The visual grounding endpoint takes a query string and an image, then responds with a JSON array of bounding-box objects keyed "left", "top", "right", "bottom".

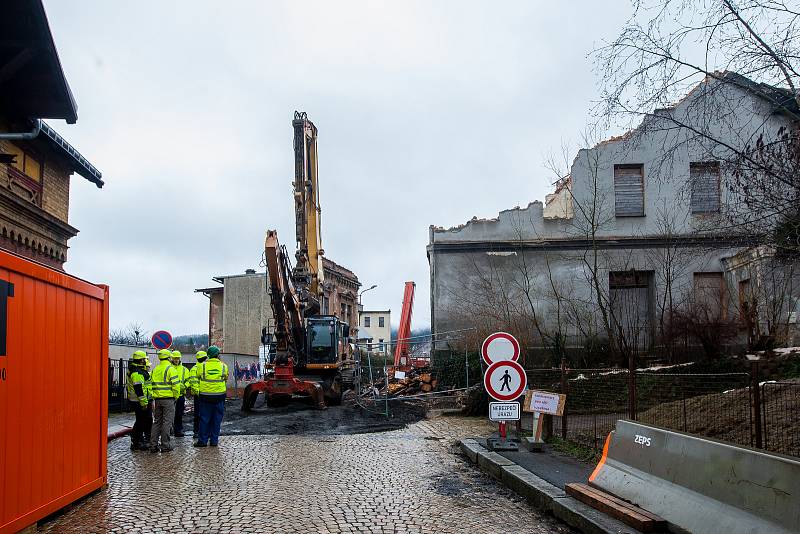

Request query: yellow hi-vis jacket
[
  {"left": 127, "top": 369, "right": 148, "bottom": 407},
  {"left": 188, "top": 364, "right": 203, "bottom": 396},
  {"left": 173, "top": 364, "right": 190, "bottom": 397},
  {"left": 197, "top": 358, "right": 229, "bottom": 399},
  {"left": 150, "top": 360, "right": 180, "bottom": 399}
]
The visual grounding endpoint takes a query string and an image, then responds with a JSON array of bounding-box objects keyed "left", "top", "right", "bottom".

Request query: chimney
[{"left": 245, "top": 269, "right": 256, "bottom": 275}]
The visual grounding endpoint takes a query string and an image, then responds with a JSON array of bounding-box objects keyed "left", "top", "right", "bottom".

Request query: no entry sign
[
  {"left": 484, "top": 359, "right": 527, "bottom": 402},
  {"left": 481, "top": 332, "right": 520, "bottom": 365},
  {"left": 151, "top": 330, "right": 173, "bottom": 350}
]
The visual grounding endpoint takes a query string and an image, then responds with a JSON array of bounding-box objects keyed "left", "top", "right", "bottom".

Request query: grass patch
[{"left": 545, "top": 435, "right": 600, "bottom": 464}]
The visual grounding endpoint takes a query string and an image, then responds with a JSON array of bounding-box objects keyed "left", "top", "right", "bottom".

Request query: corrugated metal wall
[{"left": 0, "top": 250, "right": 108, "bottom": 534}]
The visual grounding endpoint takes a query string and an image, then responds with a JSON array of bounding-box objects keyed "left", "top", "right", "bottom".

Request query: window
[
  {"left": 690, "top": 162, "right": 720, "bottom": 214},
  {"left": 608, "top": 270, "right": 654, "bottom": 350},
  {"left": 693, "top": 273, "right": 726, "bottom": 320},
  {"left": 4, "top": 144, "right": 43, "bottom": 206},
  {"left": 379, "top": 339, "right": 384, "bottom": 351},
  {"left": 614, "top": 164, "right": 645, "bottom": 217},
  {"left": 364, "top": 316, "right": 371, "bottom": 327},
  {"left": 378, "top": 316, "right": 385, "bottom": 328},
  {"left": 6, "top": 144, "right": 42, "bottom": 182}
]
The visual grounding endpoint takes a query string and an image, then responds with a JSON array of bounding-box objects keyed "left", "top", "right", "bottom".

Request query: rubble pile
[{"left": 368, "top": 369, "right": 438, "bottom": 397}]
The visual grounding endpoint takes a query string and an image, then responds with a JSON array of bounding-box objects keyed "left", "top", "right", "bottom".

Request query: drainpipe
[{"left": 0, "top": 119, "right": 41, "bottom": 140}]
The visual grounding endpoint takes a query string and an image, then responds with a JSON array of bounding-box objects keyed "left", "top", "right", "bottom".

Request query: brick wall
[
  {"left": 0, "top": 138, "right": 74, "bottom": 269},
  {"left": 41, "top": 159, "right": 70, "bottom": 222}
]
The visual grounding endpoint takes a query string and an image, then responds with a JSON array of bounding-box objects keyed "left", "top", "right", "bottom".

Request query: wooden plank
[
  {"left": 581, "top": 482, "right": 666, "bottom": 522},
  {"left": 566, "top": 483, "right": 667, "bottom": 532}
]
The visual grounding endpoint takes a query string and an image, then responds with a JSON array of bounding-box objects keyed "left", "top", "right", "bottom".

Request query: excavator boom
[
  {"left": 292, "top": 111, "right": 325, "bottom": 311},
  {"left": 393, "top": 281, "right": 416, "bottom": 370}
]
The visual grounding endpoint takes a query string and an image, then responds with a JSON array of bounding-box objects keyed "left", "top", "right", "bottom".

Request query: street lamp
[{"left": 359, "top": 284, "right": 377, "bottom": 304}]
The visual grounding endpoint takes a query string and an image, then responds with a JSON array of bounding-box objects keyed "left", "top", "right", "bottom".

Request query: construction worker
[
  {"left": 149, "top": 348, "right": 180, "bottom": 453},
  {"left": 194, "top": 345, "right": 228, "bottom": 447},
  {"left": 126, "top": 351, "right": 152, "bottom": 451},
  {"left": 188, "top": 350, "right": 208, "bottom": 436},
  {"left": 171, "top": 350, "right": 190, "bottom": 437}
]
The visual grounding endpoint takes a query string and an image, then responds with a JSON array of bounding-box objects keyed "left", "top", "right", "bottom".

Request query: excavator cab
[{"left": 305, "top": 316, "right": 350, "bottom": 364}]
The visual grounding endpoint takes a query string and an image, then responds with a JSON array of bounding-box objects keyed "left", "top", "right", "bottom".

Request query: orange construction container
[{"left": 0, "top": 249, "right": 108, "bottom": 534}]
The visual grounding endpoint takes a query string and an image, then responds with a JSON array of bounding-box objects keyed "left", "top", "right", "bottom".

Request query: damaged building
[
  {"left": 428, "top": 73, "right": 800, "bottom": 361},
  {"left": 196, "top": 257, "right": 361, "bottom": 356}
]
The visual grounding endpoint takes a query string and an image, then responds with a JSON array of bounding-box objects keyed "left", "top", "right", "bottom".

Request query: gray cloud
[{"left": 45, "top": 0, "right": 630, "bottom": 334}]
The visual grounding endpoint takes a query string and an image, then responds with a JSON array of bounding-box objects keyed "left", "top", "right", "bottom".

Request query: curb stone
[{"left": 458, "top": 438, "right": 641, "bottom": 534}]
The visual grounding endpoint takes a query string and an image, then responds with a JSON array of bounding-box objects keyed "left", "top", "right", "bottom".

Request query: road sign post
[{"left": 482, "top": 333, "right": 527, "bottom": 451}]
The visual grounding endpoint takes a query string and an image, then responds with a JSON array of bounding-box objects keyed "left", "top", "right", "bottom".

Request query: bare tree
[
  {"left": 108, "top": 322, "right": 149, "bottom": 346},
  {"left": 593, "top": 0, "right": 800, "bottom": 252}
]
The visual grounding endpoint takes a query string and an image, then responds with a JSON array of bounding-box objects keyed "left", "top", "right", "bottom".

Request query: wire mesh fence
[
  {"left": 525, "top": 365, "right": 797, "bottom": 458},
  {"left": 761, "top": 380, "right": 800, "bottom": 457}
]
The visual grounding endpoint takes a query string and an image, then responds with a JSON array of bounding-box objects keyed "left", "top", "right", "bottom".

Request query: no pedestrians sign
[{"left": 484, "top": 359, "right": 527, "bottom": 402}]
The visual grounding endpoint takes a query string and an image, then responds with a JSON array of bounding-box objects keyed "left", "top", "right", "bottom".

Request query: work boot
[
  {"left": 149, "top": 447, "right": 159, "bottom": 453},
  {"left": 210, "top": 442, "right": 218, "bottom": 447},
  {"left": 160, "top": 446, "right": 173, "bottom": 453},
  {"left": 193, "top": 441, "right": 206, "bottom": 448},
  {"left": 175, "top": 432, "right": 185, "bottom": 437},
  {"left": 130, "top": 442, "right": 138, "bottom": 451}
]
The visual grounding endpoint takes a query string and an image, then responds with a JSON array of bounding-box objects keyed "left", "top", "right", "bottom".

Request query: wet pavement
[{"left": 40, "top": 415, "right": 573, "bottom": 533}]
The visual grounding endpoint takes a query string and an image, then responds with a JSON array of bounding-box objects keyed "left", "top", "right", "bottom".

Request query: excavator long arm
[{"left": 292, "top": 111, "right": 325, "bottom": 310}]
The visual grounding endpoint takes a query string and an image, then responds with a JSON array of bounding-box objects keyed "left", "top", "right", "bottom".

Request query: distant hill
[{"left": 172, "top": 334, "right": 209, "bottom": 351}]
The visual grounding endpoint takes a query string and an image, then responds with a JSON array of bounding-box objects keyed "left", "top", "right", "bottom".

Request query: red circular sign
[
  {"left": 151, "top": 330, "right": 173, "bottom": 350},
  {"left": 484, "top": 360, "right": 527, "bottom": 402},
  {"left": 481, "top": 332, "right": 520, "bottom": 365}
]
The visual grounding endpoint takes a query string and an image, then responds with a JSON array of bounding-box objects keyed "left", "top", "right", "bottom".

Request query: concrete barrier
[{"left": 589, "top": 420, "right": 800, "bottom": 534}]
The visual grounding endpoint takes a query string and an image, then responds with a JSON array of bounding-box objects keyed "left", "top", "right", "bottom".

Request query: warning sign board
[
  {"left": 481, "top": 332, "right": 520, "bottom": 365},
  {"left": 484, "top": 359, "right": 527, "bottom": 402},
  {"left": 523, "top": 390, "right": 566, "bottom": 416}
]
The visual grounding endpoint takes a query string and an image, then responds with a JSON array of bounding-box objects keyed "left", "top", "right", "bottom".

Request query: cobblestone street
[{"left": 40, "top": 415, "right": 572, "bottom": 533}]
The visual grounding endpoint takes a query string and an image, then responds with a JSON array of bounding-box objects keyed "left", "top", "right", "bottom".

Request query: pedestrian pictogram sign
[
  {"left": 481, "top": 331, "right": 520, "bottom": 365},
  {"left": 151, "top": 330, "right": 172, "bottom": 350},
  {"left": 484, "top": 359, "right": 527, "bottom": 401}
]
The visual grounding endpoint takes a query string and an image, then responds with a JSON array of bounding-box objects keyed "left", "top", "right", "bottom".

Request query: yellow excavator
[{"left": 242, "top": 112, "right": 356, "bottom": 410}]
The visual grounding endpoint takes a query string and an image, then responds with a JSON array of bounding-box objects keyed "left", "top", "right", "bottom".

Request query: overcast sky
[{"left": 44, "top": 0, "right": 631, "bottom": 336}]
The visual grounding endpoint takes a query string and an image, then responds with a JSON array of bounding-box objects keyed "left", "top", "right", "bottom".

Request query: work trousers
[
  {"left": 197, "top": 397, "right": 225, "bottom": 445},
  {"left": 173, "top": 395, "right": 185, "bottom": 434},
  {"left": 193, "top": 400, "right": 200, "bottom": 435},
  {"left": 129, "top": 400, "right": 152, "bottom": 447},
  {"left": 150, "top": 398, "right": 176, "bottom": 450}
]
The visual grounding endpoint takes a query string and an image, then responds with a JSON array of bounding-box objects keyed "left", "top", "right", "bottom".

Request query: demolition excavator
[{"left": 242, "top": 112, "right": 356, "bottom": 411}]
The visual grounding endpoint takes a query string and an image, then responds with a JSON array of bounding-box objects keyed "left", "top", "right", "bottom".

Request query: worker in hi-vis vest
[
  {"left": 126, "top": 350, "right": 152, "bottom": 451},
  {"left": 194, "top": 345, "right": 228, "bottom": 448},
  {"left": 187, "top": 350, "right": 207, "bottom": 436},
  {"left": 149, "top": 349, "right": 180, "bottom": 452},
  {"left": 170, "top": 350, "right": 190, "bottom": 437}
]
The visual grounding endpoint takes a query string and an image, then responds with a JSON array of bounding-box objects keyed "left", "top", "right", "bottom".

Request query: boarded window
[
  {"left": 693, "top": 273, "right": 725, "bottom": 320},
  {"left": 690, "top": 162, "right": 720, "bottom": 214},
  {"left": 609, "top": 270, "right": 653, "bottom": 351},
  {"left": 364, "top": 316, "right": 370, "bottom": 327},
  {"left": 614, "top": 164, "right": 645, "bottom": 217}
]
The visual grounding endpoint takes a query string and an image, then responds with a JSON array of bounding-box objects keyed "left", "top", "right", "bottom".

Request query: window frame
[
  {"left": 690, "top": 161, "right": 721, "bottom": 215},
  {"left": 613, "top": 164, "right": 645, "bottom": 218}
]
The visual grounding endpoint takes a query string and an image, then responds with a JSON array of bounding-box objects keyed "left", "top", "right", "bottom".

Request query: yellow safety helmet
[
  {"left": 157, "top": 348, "right": 173, "bottom": 360},
  {"left": 130, "top": 350, "right": 147, "bottom": 362},
  {"left": 171, "top": 350, "right": 182, "bottom": 361},
  {"left": 195, "top": 350, "right": 208, "bottom": 362}
]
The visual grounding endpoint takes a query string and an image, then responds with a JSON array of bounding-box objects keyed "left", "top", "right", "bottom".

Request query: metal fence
[
  {"left": 108, "top": 358, "right": 128, "bottom": 412},
  {"left": 526, "top": 364, "right": 799, "bottom": 458}
]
